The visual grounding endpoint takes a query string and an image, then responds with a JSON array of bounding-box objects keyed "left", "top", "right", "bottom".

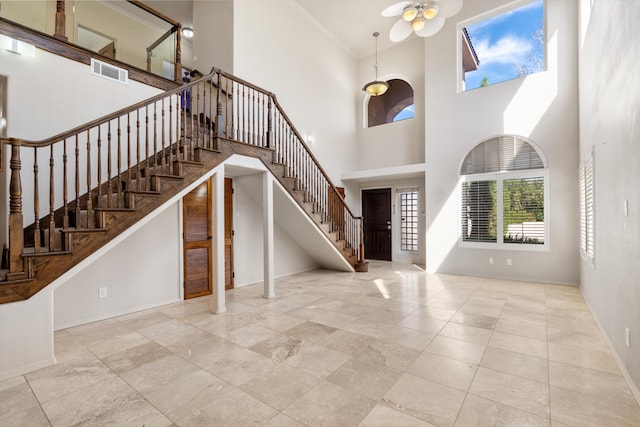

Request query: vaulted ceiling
[{"left": 144, "top": 0, "right": 414, "bottom": 59}]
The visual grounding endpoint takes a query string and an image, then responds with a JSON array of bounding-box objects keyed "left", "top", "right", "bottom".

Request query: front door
[
  {"left": 362, "top": 188, "right": 392, "bottom": 261},
  {"left": 183, "top": 179, "right": 212, "bottom": 299}
]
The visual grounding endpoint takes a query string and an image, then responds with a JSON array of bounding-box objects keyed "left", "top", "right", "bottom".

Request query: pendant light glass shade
[
  {"left": 363, "top": 32, "right": 389, "bottom": 96},
  {"left": 363, "top": 80, "right": 389, "bottom": 96}
]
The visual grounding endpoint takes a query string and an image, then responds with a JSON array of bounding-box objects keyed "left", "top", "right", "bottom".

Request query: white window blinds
[{"left": 460, "top": 135, "right": 544, "bottom": 175}]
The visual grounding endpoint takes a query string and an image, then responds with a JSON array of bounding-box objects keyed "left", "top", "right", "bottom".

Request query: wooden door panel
[
  {"left": 362, "top": 188, "right": 392, "bottom": 261},
  {"left": 224, "top": 178, "right": 234, "bottom": 290},
  {"left": 183, "top": 180, "right": 212, "bottom": 299},
  {"left": 184, "top": 246, "right": 211, "bottom": 297}
]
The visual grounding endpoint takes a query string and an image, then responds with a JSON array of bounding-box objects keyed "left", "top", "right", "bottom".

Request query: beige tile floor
[{"left": 1, "top": 262, "right": 639, "bottom": 426}]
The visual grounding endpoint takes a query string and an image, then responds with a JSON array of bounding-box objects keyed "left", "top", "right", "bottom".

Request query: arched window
[
  {"left": 367, "top": 79, "right": 414, "bottom": 128},
  {"left": 459, "top": 135, "right": 548, "bottom": 248}
]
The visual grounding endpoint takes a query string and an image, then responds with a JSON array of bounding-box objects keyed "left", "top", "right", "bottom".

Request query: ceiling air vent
[{"left": 90, "top": 58, "right": 128, "bottom": 84}]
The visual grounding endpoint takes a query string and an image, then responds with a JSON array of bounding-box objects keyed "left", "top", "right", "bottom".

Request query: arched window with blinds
[{"left": 459, "top": 135, "right": 548, "bottom": 249}]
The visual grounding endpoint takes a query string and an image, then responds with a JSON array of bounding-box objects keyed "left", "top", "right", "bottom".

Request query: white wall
[
  {"left": 578, "top": 0, "right": 640, "bottom": 393},
  {"left": 357, "top": 37, "right": 426, "bottom": 170},
  {"left": 192, "top": 0, "right": 234, "bottom": 73},
  {"left": 425, "top": 0, "right": 579, "bottom": 285},
  {"left": 0, "top": 45, "right": 164, "bottom": 231},
  {"left": 232, "top": 0, "right": 358, "bottom": 185},
  {"left": 233, "top": 173, "right": 318, "bottom": 287},
  {"left": 1, "top": 43, "right": 163, "bottom": 234},
  {"left": 0, "top": 289, "right": 54, "bottom": 381},
  {"left": 0, "top": 46, "right": 162, "bottom": 140},
  {"left": 53, "top": 203, "right": 181, "bottom": 330}
]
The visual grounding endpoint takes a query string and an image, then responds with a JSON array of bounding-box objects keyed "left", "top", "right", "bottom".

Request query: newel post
[
  {"left": 8, "top": 144, "right": 24, "bottom": 273},
  {"left": 54, "top": 1, "right": 67, "bottom": 41},
  {"left": 174, "top": 26, "right": 182, "bottom": 83},
  {"left": 215, "top": 71, "right": 225, "bottom": 138}
]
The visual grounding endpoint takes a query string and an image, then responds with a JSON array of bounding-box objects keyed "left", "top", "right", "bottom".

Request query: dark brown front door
[
  {"left": 224, "top": 178, "right": 234, "bottom": 290},
  {"left": 362, "top": 188, "right": 392, "bottom": 261},
  {"left": 183, "top": 179, "right": 212, "bottom": 299}
]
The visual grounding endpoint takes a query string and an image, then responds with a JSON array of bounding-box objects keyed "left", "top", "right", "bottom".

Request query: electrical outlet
[
  {"left": 626, "top": 328, "right": 631, "bottom": 348},
  {"left": 489, "top": 257, "right": 494, "bottom": 265},
  {"left": 99, "top": 287, "right": 108, "bottom": 298},
  {"left": 506, "top": 258, "right": 512, "bottom": 266}
]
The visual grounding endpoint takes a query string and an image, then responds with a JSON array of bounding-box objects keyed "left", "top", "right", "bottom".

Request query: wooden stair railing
[
  {"left": 212, "top": 70, "right": 366, "bottom": 270},
  {"left": 0, "top": 68, "right": 365, "bottom": 303}
]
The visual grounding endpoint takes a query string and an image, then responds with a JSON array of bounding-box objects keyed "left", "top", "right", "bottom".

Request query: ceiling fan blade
[
  {"left": 390, "top": 18, "right": 413, "bottom": 42},
  {"left": 439, "top": 0, "right": 464, "bottom": 18},
  {"left": 382, "top": 1, "right": 414, "bottom": 17},
  {"left": 415, "top": 17, "right": 445, "bottom": 37}
]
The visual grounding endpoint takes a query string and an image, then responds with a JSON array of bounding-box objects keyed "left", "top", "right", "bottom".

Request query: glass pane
[
  {"left": 462, "top": 0, "right": 544, "bottom": 91},
  {"left": 400, "top": 191, "right": 419, "bottom": 251},
  {"left": 461, "top": 180, "right": 497, "bottom": 242},
  {"left": 0, "top": 1, "right": 48, "bottom": 33},
  {"left": 503, "top": 177, "right": 544, "bottom": 244}
]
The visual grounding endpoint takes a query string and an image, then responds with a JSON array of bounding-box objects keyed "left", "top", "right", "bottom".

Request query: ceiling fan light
[
  {"left": 423, "top": 4, "right": 439, "bottom": 20},
  {"left": 363, "top": 80, "right": 389, "bottom": 96},
  {"left": 402, "top": 6, "right": 418, "bottom": 22},
  {"left": 411, "top": 16, "right": 426, "bottom": 32}
]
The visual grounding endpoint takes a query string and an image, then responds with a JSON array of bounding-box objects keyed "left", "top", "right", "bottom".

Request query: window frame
[{"left": 459, "top": 168, "right": 549, "bottom": 252}]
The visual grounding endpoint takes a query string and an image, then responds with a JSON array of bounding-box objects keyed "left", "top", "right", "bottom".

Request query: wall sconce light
[
  {"left": 181, "top": 27, "right": 194, "bottom": 39},
  {"left": 307, "top": 135, "right": 314, "bottom": 145}
]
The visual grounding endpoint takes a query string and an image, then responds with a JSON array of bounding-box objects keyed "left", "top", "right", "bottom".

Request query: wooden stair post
[{"left": 8, "top": 144, "right": 24, "bottom": 274}]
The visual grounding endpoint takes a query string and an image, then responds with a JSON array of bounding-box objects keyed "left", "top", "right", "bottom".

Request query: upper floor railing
[{"left": 0, "top": 0, "right": 184, "bottom": 82}]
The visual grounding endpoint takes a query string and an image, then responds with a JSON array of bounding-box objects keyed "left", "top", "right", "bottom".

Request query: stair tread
[
  {"left": 23, "top": 248, "right": 73, "bottom": 257},
  {"left": 93, "top": 207, "right": 136, "bottom": 212},
  {"left": 61, "top": 228, "right": 108, "bottom": 233},
  {"left": 126, "top": 190, "right": 161, "bottom": 195},
  {"left": 154, "top": 174, "right": 184, "bottom": 180},
  {"left": 0, "top": 276, "right": 33, "bottom": 285},
  {"left": 196, "top": 147, "right": 222, "bottom": 153},
  {"left": 176, "top": 159, "right": 204, "bottom": 166}
]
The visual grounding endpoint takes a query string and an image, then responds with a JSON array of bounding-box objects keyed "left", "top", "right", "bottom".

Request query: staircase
[{"left": 0, "top": 69, "right": 366, "bottom": 304}]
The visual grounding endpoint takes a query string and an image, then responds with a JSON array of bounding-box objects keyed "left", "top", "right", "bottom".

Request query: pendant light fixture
[{"left": 363, "top": 32, "right": 389, "bottom": 96}]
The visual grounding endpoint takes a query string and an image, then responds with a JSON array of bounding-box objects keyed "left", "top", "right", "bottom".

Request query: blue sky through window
[
  {"left": 464, "top": 0, "right": 544, "bottom": 90},
  {"left": 393, "top": 104, "right": 415, "bottom": 122}
]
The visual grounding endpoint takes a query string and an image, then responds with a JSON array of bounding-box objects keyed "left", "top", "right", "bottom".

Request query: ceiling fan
[{"left": 382, "top": 0, "right": 464, "bottom": 42}]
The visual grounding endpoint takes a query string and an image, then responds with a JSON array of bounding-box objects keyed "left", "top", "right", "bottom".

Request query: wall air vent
[{"left": 90, "top": 58, "right": 128, "bottom": 84}]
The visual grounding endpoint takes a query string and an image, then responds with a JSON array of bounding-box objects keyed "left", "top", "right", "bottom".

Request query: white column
[
  {"left": 262, "top": 172, "right": 275, "bottom": 298},
  {"left": 211, "top": 169, "right": 226, "bottom": 313}
]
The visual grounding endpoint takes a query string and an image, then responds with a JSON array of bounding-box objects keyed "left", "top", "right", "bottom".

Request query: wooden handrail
[
  {"left": 0, "top": 68, "right": 217, "bottom": 149},
  {"left": 127, "top": 0, "right": 181, "bottom": 27}
]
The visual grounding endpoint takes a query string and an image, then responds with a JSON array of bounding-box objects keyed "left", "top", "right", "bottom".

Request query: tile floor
[{"left": 1, "top": 262, "right": 639, "bottom": 426}]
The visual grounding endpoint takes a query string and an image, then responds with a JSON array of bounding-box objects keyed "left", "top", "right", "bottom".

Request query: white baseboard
[
  {"left": 581, "top": 290, "right": 640, "bottom": 406},
  {"left": 54, "top": 298, "right": 180, "bottom": 331},
  {"left": 0, "top": 357, "right": 56, "bottom": 382}
]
